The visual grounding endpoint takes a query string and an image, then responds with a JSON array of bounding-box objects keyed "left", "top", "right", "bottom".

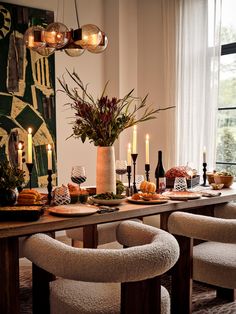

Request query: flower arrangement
[
  {"left": 58, "top": 70, "right": 173, "bottom": 146},
  {"left": 0, "top": 161, "right": 24, "bottom": 190}
]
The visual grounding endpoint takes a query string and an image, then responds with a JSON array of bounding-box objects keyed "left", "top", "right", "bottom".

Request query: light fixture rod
[{"left": 74, "top": 0, "right": 80, "bottom": 28}]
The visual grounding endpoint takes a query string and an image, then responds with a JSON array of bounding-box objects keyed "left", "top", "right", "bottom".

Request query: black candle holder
[
  {"left": 201, "top": 162, "right": 208, "bottom": 186},
  {"left": 26, "top": 163, "right": 34, "bottom": 189},
  {"left": 145, "top": 164, "right": 150, "bottom": 181},
  {"left": 127, "top": 165, "right": 131, "bottom": 188},
  {"left": 47, "top": 170, "right": 53, "bottom": 205},
  {"left": 131, "top": 153, "right": 138, "bottom": 193}
]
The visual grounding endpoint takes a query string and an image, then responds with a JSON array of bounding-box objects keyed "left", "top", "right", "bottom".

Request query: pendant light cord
[{"left": 74, "top": 0, "right": 80, "bottom": 28}]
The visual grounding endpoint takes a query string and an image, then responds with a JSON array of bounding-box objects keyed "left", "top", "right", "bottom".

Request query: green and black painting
[{"left": 0, "top": 2, "right": 56, "bottom": 187}]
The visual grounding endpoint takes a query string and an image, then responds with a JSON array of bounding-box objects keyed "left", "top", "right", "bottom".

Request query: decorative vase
[
  {"left": 96, "top": 146, "right": 116, "bottom": 194},
  {"left": 0, "top": 189, "right": 17, "bottom": 206}
]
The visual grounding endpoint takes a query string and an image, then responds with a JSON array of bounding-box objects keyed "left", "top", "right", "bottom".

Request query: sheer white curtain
[{"left": 175, "top": 0, "right": 222, "bottom": 173}]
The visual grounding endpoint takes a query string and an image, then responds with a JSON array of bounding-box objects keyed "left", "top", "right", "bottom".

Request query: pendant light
[
  {"left": 63, "top": 0, "right": 85, "bottom": 57},
  {"left": 23, "top": 26, "right": 46, "bottom": 50},
  {"left": 87, "top": 32, "right": 108, "bottom": 53},
  {"left": 23, "top": 0, "right": 108, "bottom": 57},
  {"left": 43, "top": 22, "right": 70, "bottom": 49},
  {"left": 36, "top": 46, "right": 56, "bottom": 57}
]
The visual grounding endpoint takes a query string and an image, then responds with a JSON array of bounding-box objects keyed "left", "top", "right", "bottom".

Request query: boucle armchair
[
  {"left": 168, "top": 211, "right": 236, "bottom": 313},
  {"left": 23, "top": 221, "right": 179, "bottom": 314},
  {"left": 66, "top": 218, "right": 142, "bottom": 248}
]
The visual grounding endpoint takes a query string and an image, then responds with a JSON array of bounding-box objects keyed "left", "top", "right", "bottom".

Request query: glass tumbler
[{"left": 173, "top": 177, "right": 187, "bottom": 191}]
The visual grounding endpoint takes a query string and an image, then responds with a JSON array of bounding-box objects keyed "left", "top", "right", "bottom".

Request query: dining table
[{"left": 0, "top": 186, "right": 236, "bottom": 314}]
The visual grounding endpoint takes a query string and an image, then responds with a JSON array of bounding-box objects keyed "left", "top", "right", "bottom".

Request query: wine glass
[
  {"left": 115, "top": 160, "right": 127, "bottom": 182},
  {"left": 71, "top": 166, "right": 87, "bottom": 188}
]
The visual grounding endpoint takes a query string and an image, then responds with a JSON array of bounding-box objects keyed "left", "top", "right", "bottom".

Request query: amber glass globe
[
  {"left": 87, "top": 32, "right": 108, "bottom": 53},
  {"left": 36, "top": 46, "right": 56, "bottom": 57},
  {"left": 43, "top": 22, "right": 70, "bottom": 49},
  {"left": 64, "top": 47, "right": 85, "bottom": 57},
  {"left": 24, "top": 26, "right": 46, "bottom": 50},
  {"left": 64, "top": 41, "right": 84, "bottom": 57},
  {"left": 75, "top": 24, "right": 102, "bottom": 49}
]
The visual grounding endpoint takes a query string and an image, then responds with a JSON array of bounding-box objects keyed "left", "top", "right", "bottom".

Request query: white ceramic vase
[{"left": 96, "top": 146, "right": 116, "bottom": 194}]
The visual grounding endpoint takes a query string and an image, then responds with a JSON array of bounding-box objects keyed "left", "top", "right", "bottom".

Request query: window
[{"left": 216, "top": 0, "right": 236, "bottom": 174}]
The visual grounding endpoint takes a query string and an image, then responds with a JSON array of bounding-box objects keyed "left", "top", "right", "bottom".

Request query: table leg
[
  {"left": 83, "top": 224, "right": 98, "bottom": 248},
  {"left": 171, "top": 235, "right": 193, "bottom": 314},
  {"left": 0, "top": 237, "right": 20, "bottom": 314},
  {"left": 32, "top": 263, "right": 55, "bottom": 314},
  {"left": 32, "top": 231, "right": 56, "bottom": 314},
  {"left": 121, "top": 276, "right": 161, "bottom": 314}
]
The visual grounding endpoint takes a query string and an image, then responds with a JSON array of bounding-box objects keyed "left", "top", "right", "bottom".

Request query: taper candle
[
  {"left": 203, "top": 146, "right": 206, "bottom": 163},
  {"left": 18, "top": 143, "right": 23, "bottom": 170},
  {"left": 132, "top": 125, "right": 137, "bottom": 154},
  {"left": 47, "top": 144, "right": 52, "bottom": 170},
  {"left": 27, "top": 128, "right": 32, "bottom": 163},
  {"left": 127, "top": 143, "right": 131, "bottom": 166},
  {"left": 145, "top": 134, "right": 150, "bottom": 164}
]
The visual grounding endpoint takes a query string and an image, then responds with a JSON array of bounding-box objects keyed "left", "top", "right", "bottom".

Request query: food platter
[
  {"left": 0, "top": 205, "right": 44, "bottom": 221},
  {"left": 90, "top": 196, "right": 126, "bottom": 206},
  {"left": 162, "top": 191, "right": 201, "bottom": 200},
  {"left": 48, "top": 205, "right": 97, "bottom": 217},
  {"left": 127, "top": 197, "right": 168, "bottom": 205}
]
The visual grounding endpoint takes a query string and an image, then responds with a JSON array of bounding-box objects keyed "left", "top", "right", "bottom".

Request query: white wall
[{"left": 4, "top": 0, "right": 175, "bottom": 187}]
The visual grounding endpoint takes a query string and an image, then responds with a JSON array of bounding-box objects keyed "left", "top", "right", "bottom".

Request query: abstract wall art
[{"left": 0, "top": 2, "right": 57, "bottom": 187}]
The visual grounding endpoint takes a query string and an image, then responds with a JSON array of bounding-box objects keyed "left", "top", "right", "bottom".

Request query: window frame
[{"left": 216, "top": 42, "right": 236, "bottom": 169}]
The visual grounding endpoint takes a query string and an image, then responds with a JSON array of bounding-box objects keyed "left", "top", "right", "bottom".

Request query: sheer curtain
[{"left": 175, "top": 0, "right": 222, "bottom": 173}]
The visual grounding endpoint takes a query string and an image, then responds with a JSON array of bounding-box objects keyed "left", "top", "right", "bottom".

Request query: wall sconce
[{"left": 23, "top": 0, "right": 108, "bottom": 57}]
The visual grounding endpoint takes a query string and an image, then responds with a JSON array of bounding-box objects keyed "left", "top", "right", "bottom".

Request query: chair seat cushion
[
  {"left": 50, "top": 279, "right": 170, "bottom": 314},
  {"left": 193, "top": 242, "right": 236, "bottom": 289}
]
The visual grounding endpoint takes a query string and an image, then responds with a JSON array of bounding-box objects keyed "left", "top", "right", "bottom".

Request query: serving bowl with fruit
[{"left": 213, "top": 171, "right": 234, "bottom": 188}]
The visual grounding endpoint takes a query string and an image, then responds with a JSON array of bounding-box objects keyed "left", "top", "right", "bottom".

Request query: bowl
[
  {"left": 206, "top": 173, "right": 215, "bottom": 184},
  {"left": 213, "top": 175, "right": 234, "bottom": 188},
  {"left": 90, "top": 196, "right": 126, "bottom": 206},
  {"left": 210, "top": 183, "right": 224, "bottom": 190}
]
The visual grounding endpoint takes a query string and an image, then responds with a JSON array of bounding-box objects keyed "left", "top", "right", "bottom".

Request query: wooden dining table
[{"left": 0, "top": 187, "right": 236, "bottom": 314}]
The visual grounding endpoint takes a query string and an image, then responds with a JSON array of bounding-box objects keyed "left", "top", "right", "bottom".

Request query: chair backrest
[
  {"left": 214, "top": 201, "right": 236, "bottom": 219},
  {"left": 23, "top": 220, "right": 179, "bottom": 283},
  {"left": 168, "top": 211, "right": 236, "bottom": 243}
]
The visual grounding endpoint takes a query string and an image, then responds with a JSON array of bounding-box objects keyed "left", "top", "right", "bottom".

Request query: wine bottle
[{"left": 155, "top": 150, "right": 166, "bottom": 193}]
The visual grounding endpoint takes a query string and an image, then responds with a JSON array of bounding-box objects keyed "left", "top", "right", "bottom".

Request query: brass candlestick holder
[
  {"left": 47, "top": 170, "right": 53, "bottom": 205},
  {"left": 26, "top": 163, "right": 34, "bottom": 189},
  {"left": 131, "top": 153, "right": 138, "bottom": 193},
  {"left": 145, "top": 164, "right": 150, "bottom": 181}
]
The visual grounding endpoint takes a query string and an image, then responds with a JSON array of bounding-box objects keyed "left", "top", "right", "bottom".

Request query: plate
[
  {"left": 162, "top": 191, "right": 201, "bottom": 200},
  {"left": 127, "top": 197, "right": 168, "bottom": 205},
  {"left": 90, "top": 196, "right": 126, "bottom": 206},
  {"left": 48, "top": 205, "right": 97, "bottom": 217}
]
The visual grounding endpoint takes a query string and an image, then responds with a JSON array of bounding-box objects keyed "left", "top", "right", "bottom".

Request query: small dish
[
  {"left": 90, "top": 196, "right": 126, "bottom": 206},
  {"left": 210, "top": 183, "right": 224, "bottom": 190}
]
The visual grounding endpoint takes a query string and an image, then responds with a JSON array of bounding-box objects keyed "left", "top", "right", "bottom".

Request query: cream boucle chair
[
  {"left": 66, "top": 218, "right": 142, "bottom": 248},
  {"left": 168, "top": 211, "right": 236, "bottom": 313},
  {"left": 23, "top": 221, "right": 179, "bottom": 314}
]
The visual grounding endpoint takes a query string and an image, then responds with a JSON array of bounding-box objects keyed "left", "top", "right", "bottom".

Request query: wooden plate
[
  {"left": 127, "top": 197, "right": 168, "bottom": 205},
  {"left": 48, "top": 205, "right": 97, "bottom": 217},
  {"left": 162, "top": 191, "right": 201, "bottom": 200}
]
